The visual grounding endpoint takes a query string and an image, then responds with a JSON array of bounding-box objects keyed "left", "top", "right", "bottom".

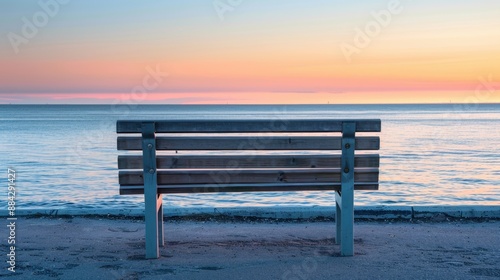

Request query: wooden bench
[{"left": 117, "top": 119, "right": 381, "bottom": 259}]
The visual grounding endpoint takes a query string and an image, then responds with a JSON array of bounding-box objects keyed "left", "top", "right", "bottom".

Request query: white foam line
[{"left": 1, "top": 206, "right": 499, "bottom": 219}]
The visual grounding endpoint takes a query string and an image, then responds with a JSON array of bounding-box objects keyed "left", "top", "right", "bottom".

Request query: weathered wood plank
[
  {"left": 119, "top": 182, "right": 379, "bottom": 195},
  {"left": 118, "top": 154, "right": 380, "bottom": 169},
  {"left": 119, "top": 168, "right": 379, "bottom": 186},
  {"left": 117, "top": 136, "right": 380, "bottom": 151},
  {"left": 117, "top": 119, "right": 381, "bottom": 133}
]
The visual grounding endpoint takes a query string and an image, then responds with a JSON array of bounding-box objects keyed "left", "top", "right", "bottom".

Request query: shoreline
[
  {"left": 2, "top": 205, "right": 499, "bottom": 220},
  {"left": 1, "top": 216, "right": 499, "bottom": 279}
]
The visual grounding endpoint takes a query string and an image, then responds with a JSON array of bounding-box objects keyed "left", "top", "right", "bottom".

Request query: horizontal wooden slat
[
  {"left": 116, "top": 119, "right": 381, "bottom": 133},
  {"left": 120, "top": 182, "right": 378, "bottom": 195},
  {"left": 117, "top": 136, "right": 380, "bottom": 151},
  {"left": 118, "top": 154, "right": 380, "bottom": 169},
  {"left": 119, "top": 168, "right": 379, "bottom": 186}
]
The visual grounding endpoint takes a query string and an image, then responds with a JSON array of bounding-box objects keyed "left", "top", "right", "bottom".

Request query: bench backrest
[{"left": 117, "top": 119, "right": 381, "bottom": 195}]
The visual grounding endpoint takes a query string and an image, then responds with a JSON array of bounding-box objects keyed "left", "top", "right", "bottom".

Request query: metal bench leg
[
  {"left": 340, "top": 122, "right": 355, "bottom": 256},
  {"left": 142, "top": 122, "right": 160, "bottom": 259},
  {"left": 340, "top": 183, "right": 354, "bottom": 256},
  {"left": 158, "top": 194, "right": 164, "bottom": 247},
  {"left": 145, "top": 191, "right": 159, "bottom": 259},
  {"left": 335, "top": 191, "right": 341, "bottom": 245}
]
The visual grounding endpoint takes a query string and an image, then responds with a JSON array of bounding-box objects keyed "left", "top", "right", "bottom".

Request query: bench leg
[
  {"left": 145, "top": 192, "right": 160, "bottom": 259},
  {"left": 339, "top": 122, "right": 355, "bottom": 256},
  {"left": 158, "top": 194, "right": 164, "bottom": 247},
  {"left": 340, "top": 188, "right": 354, "bottom": 256},
  {"left": 142, "top": 122, "right": 160, "bottom": 259},
  {"left": 335, "top": 191, "right": 341, "bottom": 245}
]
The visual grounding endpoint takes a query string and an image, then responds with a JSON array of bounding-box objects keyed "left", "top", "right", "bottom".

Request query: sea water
[{"left": 0, "top": 104, "right": 499, "bottom": 210}]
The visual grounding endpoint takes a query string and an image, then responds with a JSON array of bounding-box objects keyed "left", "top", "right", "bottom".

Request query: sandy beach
[{"left": 1, "top": 216, "right": 499, "bottom": 280}]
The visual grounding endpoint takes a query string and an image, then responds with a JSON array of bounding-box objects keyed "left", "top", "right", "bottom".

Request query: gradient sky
[{"left": 1, "top": 0, "right": 499, "bottom": 104}]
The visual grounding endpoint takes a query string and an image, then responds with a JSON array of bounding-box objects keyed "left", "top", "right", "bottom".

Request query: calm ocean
[{"left": 0, "top": 104, "right": 499, "bottom": 210}]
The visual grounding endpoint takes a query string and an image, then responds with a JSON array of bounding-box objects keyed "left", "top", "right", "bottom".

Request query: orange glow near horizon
[
  {"left": 1, "top": 1, "right": 500, "bottom": 104},
  {"left": 4, "top": 90, "right": 499, "bottom": 105}
]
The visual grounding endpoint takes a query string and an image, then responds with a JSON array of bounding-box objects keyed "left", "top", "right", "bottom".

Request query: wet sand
[{"left": 1, "top": 216, "right": 499, "bottom": 279}]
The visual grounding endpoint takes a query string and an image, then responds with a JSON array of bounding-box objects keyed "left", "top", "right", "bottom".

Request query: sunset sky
[{"left": 1, "top": 0, "right": 499, "bottom": 104}]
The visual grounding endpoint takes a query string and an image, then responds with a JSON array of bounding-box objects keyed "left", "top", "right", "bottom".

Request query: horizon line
[{"left": 2, "top": 102, "right": 499, "bottom": 106}]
